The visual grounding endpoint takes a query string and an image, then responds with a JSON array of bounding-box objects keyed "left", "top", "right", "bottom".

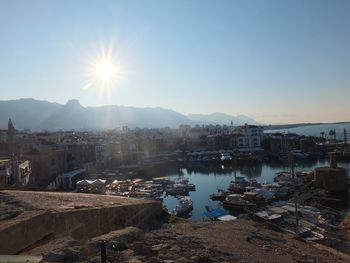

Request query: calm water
[
  {"left": 265, "top": 123, "right": 350, "bottom": 139},
  {"left": 162, "top": 160, "right": 350, "bottom": 220}
]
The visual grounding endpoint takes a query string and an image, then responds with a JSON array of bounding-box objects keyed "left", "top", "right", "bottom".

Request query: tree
[{"left": 329, "top": 129, "right": 336, "bottom": 142}]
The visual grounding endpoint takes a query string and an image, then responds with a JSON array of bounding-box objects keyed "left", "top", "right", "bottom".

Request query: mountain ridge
[
  {"left": 187, "top": 112, "right": 261, "bottom": 126},
  {"left": 0, "top": 98, "right": 259, "bottom": 130}
]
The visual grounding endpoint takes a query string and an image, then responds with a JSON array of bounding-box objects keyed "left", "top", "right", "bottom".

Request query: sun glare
[
  {"left": 95, "top": 61, "right": 116, "bottom": 82},
  {"left": 85, "top": 42, "right": 124, "bottom": 93}
]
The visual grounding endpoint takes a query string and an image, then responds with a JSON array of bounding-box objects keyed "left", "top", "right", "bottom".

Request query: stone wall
[
  {"left": 0, "top": 201, "right": 161, "bottom": 254},
  {"left": 314, "top": 167, "right": 348, "bottom": 192}
]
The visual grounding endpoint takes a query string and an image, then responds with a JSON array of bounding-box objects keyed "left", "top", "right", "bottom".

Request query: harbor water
[{"left": 162, "top": 159, "right": 350, "bottom": 220}]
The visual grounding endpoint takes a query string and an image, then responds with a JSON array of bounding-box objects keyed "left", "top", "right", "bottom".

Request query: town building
[
  {"left": 231, "top": 124, "right": 265, "bottom": 152},
  {"left": 0, "top": 158, "right": 11, "bottom": 186},
  {"left": 0, "top": 156, "right": 32, "bottom": 187}
]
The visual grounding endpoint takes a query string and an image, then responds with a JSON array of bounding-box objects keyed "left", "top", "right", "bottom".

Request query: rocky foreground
[{"left": 25, "top": 219, "right": 350, "bottom": 263}]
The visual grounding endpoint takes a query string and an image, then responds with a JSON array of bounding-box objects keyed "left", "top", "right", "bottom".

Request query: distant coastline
[{"left": 265, "top": 121, "right": 350, "bottom": 130}]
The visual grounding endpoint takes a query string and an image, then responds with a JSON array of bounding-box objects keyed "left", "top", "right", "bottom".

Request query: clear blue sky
[{"left": 1, "top": 0, "right": 350, "bottom": 124}]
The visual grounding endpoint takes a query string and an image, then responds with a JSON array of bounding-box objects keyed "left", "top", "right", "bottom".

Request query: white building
[
  {"left": 0, "top": 157, "right": 32, "bottom": 186},
  {"left": 232, "top": 124, "right": 264, "bottom": 152}
]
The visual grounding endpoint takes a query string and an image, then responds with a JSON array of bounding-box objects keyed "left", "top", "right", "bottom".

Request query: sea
[{"left": 265, "top": 122, "right": 350, "bottom": 140}]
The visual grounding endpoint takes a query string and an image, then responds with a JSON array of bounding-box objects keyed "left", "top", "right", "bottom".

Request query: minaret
[{"left": 7, "top": 118, "right": 15, "bottom": 153}]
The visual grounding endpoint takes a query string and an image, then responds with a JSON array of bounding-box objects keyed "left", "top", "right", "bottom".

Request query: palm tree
[
  {"left": 329, "top": 129, "right": 336, "bottom": 142},
  {"left": 320, "top": 132, "right": 325, "bottom": 139}
]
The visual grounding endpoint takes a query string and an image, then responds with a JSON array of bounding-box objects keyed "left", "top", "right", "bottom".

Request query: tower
[{"left": 7, "top": 118, "right": 16, "bottom": 154}]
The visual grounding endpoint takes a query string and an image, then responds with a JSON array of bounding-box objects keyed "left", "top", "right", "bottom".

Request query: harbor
[
  {"left": 162, "top": 158, "right": 350, "bottom": 220},
  {"left": 73, "top": 157, "right": 350, "bottom": 220},
  {"left": 67, "top": 155, "right": 350, "bottom": 255}
]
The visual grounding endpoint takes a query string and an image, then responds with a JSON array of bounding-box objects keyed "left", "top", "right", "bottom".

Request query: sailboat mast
[{"left": 288, "top": 154, "right": 299, "bottom": 228}]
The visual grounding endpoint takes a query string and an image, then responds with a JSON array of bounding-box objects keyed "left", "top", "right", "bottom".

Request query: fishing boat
[
  {"left": 255, "top": 210, "right": 282, "bottom": 222},
  {"left": 223, "top": 194, "right": 256, "bottom": 210},
  {"left": 242, "top": 188, "right": 275, "bottom": 205},
  {"left": 186, "top": 183, "right": 196, "bottom": 191},
  {"left": 172, "top": 196, "right": 193, "bottom": 216},
  {"left": 210, "top": 189, "right": 227, "bottom": 201},
  {"left": 166, "top": 183, "right": 188, "bottom": 195},
  {"left": 228, "top": 176, "right": 250, "bottom": 193}
]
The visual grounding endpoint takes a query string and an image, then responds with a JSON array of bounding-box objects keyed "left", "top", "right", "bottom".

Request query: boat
[
  {"left": 242, "top": 191, "right": 273, "bottom": 205},
  {"left": 220, "top": 152, "right": 232, "bottom": 161},
  {"left": 172, "top": 197, "right": 193, "bottom": 216},
  {"left": 171, "top": 179, "right": 196, "bottom": 191},
  {"left": 204, "top": 208, "right": 237, "bottom": 221},
  {"left": 186, "top": 183, "right": 196, "bottom": 191},
  {"left": 299, "top": 230, "right": 324, "bottom": 242},
  {"left": 166, "top": 183, "right": 188, "bottom": 195},
  {"left": 289, "top": 150, "right": 309, "bottom": 159},
  {"left": 228, "top": 176, "right": 250, "bottom": 193},
  {"left": 228, "top": 184, "right": 246, "bottom": 194},
  {"left": 249, "top": 188, "right": 275, "bottom": 204},
  {"left": 210, "top": 189, "right": 227, "bottom": 201},
  {"left": 255, "top": 210, "right": 282, "bottom": 222},
  {"left": 223, "top": 194, "right": 256, "bottom": 210}
]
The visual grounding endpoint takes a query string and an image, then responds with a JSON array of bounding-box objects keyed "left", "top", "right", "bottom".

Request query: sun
[
  {"left": 85, "top": 42, "right": 124, "bottom": 89},
  {"left": 95, "top": 61, "right": 116, "bottom": 82}
]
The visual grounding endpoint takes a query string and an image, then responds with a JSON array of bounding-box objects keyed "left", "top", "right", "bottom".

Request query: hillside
[
  {"left": 0, "top": 99, "right": 193, "bottom": 130},
  {"left": 0, "top": 99, "right": 261, "bottom": 130}
]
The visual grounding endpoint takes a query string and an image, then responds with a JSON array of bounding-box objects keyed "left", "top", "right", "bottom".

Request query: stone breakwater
[{"left": 0, "top": 191, "right": 162, "bottom": 254}]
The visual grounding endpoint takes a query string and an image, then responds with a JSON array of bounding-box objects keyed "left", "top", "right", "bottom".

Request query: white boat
[
  {"left": 172, "top": 197, "right": 193, "bottom": 216},
  {"left": 289, "top": 150, "right": 309, "bottom": 159},
  {"left": 220, "top": 152, "right": 232, "bottom": 161},
  {"left": 255, "top": 211, "right": 282, "bottom": 222}
]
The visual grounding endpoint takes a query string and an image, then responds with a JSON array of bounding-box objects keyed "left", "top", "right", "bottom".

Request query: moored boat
[
  {"left": 255, "top": 210, "right": 282, "bottom": 222},
  {"left": 220, "top": 152, "right": 232, "bottom": 162},
  {"left": 172, "top": 196, "right": 193, "bottom": 216},
  {"left": 166, "top": 183, "right": 188, "bottom": 195},
  {"left": 223, "top": 194, "right": 256, "bottom": 210},
  {"left": 210, "top": 189, "right": 227, "bottom": 201}
]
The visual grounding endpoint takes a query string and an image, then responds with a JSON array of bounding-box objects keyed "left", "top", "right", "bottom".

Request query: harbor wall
[
  {"left": 314, "top": 167, "right": 348, "bottom": 192},
  {"left": 0, "top": 201, "right": 162, "bottom": 255}
]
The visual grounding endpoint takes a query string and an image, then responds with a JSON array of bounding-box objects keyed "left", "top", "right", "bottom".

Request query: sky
[{"left": 0, "top": 0, "right": 350, "bottom": 124}]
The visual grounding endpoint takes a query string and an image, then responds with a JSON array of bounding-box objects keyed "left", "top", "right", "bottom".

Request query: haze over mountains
[
  {"left": 188, "top": 113, "right": 260, "bottom": 126},
  {"left": 0, "top": 99, "right": 259, "bottom": 130}
]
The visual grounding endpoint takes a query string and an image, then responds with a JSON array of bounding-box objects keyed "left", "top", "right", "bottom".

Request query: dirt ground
[
  {"left": 25, "top": 220, "right": 350, "bottom": 263},
  {"left": 0, "top": 190, "right": 153, "bottom": 212}
]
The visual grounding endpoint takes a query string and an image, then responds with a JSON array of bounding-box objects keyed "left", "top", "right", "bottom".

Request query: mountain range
[
  {"left": 187, "top": 113, "right": 260, "bottom": 126},
  {"left": 0, "top": 99, "right": 259, "bottom": 130}
]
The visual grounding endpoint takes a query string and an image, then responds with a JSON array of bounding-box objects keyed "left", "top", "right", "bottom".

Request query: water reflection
[{"left": 160, "top": 159, "right": 349, "bottom": 220}]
